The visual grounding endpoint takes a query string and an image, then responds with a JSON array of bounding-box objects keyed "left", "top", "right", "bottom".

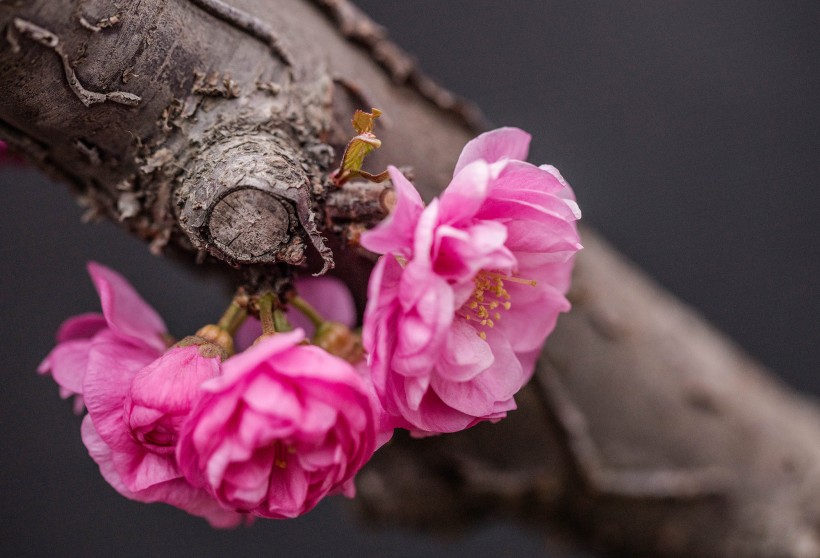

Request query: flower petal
[
  {"left": 210, "top": 330, "right": 305, "bottom": 388},
  {"left": 438, "top": 160, "right": 491, "bottom": 225},
  {"left": 360, "top": 166, "right": 425, "bottom": 256},
  {"left": 40, "top": 338, "right": 93, "bottom": 395},
  {"left": 87, "top": 262, "right": 167, "bottom": 352},
  {"left": 432, "top": 221, "right": 515, "bottom": 282},
  {"left": 453, "top": 127, "right": 531, "bottom": 175},
  {"left": 431, "top": 334, "right": 522, "bottom": 417},
  {"left": 437, "top": 319, "right": 494, "bottom": 382},
  {"left": 55, "top": 313, "right": 107, "bottom": 342},
  {"left": 496, "top": 281, "right": 570, "bottom": 353}
]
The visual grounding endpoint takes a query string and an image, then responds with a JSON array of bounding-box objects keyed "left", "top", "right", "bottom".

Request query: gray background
[{"left": 1, "top": 1, "right": 818, "bottom": 556}]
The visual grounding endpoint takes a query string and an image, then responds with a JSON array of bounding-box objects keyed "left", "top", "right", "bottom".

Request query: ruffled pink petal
[
  {"left": 541, "top": 164, "right": 572, "bottom": 192},
  {"left": 389, "top": 381, "right": 477, "bottom": 434},
  {"left": 496, "top": 282, "right": 570, "bottom": 353},
  {"left": 38, "top": 314, "right": 108, "bottom": 401},
  {"left": 167, "top": 483, "right": 245, "bottom": 528},
  {"left": 118, "top": 450, "right": 184, "bottom": 492},
  {"left": 124, "top": 345, "right": 222, "bottom": 456},
  {"left": 431, "top": 333, "right": 523, "bottom": 417},
  {"left": 82, "top": 415, "right": 135, "bottom": 497},
  {"left": 360, "top": 166, "right": 425, "bottom": 256},
  {"left": 437, "top": 160, "right": 491, "bottom": 225},
  {"left": 263, "top": 464, "right": 309, "bottom": 518},
  {"left": 128, "top": 346, "right": 220, "bottom": 414},
  {"left": 403, "top": 374, "right": 431, "bottom": 410},
  {"left": 237, "top": 407, "right": 293, "bottom": 448},
  {"left": 490, "top": 185, "right": 581, "bottom": 222},
  {"left": 267, "top": 346, "right": 366, "bottom": 399},
  {"left": 490, "top": 160, "right": 566, "bottom": 194},
  {"left": 503, "top": 219, "right": 581, "bottom": 256},
  {"left": 453, "top": 127, "right": 531, "bottom": 175},
  {"left": 362, "top": 256, "right": 402, "bottom": 367},
  {"left": 82, "top": 416, "right": 242, "bottom": 528},
  {"left": 84, "top": 410, "right": 175, "bottom": 499},
  {"left": 297, "top": 397, "right": 339, "bottom": 437},
  {"left": 432, "top": 220, "right": 515, "bottom": 282},
  {"left": 83, "top": 333, "right": 180, "bottom": 491},
  {"left": 516, "top": 348, "right": 541, "bottom": 381},
  {"left": 83, "top": 333, "right": 160, "bottom": 448},
  {"left": 55, "top": 313, "right": 107, "bottom": 342},
  {"left": 187, "top": 393, "right": 240, "bottom": 461},
  {"left": 437, "top": 319, "right": 494, "bottom": 382},
  {"left": 242, "top": 373, "right": 302, "bottom": 419},
  {"left": 209, "top": 330, "right": 305, "bottom": 387},
  {"left": 354, "top": 362, "right": 395, "bottom": 449},
  {"left": 409, "top": 199, "right": 440, "bottom": 268},
  {"left": 478, "top": 199, "right": 582, "bottom": 254},
  {"left": 39, "top": 338, "right": 93, "bottom": 395},
  {"left": 390, "top": 265, "right": 453, "bottom": 378},
  {"left": 220, "top": 448, "right": 274, "bottom": 508},
  {"left": 87, "top": 262, "right": 167, "bottom": 352}
]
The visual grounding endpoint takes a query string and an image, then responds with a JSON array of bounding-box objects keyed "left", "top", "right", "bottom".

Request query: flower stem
[
  {"left": 216, "top": 299, "right": 247, "bottom": 335},
  {"left": 273, "top": 309, "right": 293, "bottom": 333},
  {"left": 258, "top": 293, "right": 277, "bottom": 335},
  {"left": 289, "top": 296, "right": 325, "bottom": 328}
]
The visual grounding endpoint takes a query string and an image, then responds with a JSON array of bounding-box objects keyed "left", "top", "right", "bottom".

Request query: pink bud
[{"left": 124, "top": 345, "right": 221, "bottom": 455}]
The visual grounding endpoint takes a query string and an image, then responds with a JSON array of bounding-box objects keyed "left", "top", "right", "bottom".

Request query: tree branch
[{"left": 2, "top": 1, "right": 819, "bottom": 556}]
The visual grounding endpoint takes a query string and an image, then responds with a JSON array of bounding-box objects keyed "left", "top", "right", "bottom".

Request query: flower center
[
  {"left": 273, "top": 441, "right": 296, "bottom": 469},
  {"left": 458, "top": 270, "right": 536, "bottom": 339}
]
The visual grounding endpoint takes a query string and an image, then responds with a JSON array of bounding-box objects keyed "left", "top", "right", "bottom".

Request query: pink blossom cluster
[
  {"left": 39, "top": 127, "right": 580, "bottom": 525},
  {"left": 40, "top": 264, "right": 383, "bottom": 526}
]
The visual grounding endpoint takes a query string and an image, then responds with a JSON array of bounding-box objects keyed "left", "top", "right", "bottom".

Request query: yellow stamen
[
  {"left": 458, "top": 269, "right": 536, "bottom": 339},
  {"left": 482, "top": 270, "right": 537, "bottom": 287},
  {"left": 273, "top": 442, "right": 289, "bottom": 469}
]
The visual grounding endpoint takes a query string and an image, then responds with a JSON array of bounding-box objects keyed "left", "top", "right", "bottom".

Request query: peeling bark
[{"left": 2, "top": 1, "right": 819, "bottom": 556}]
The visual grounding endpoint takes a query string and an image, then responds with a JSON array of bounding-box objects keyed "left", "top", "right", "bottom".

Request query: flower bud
[
  {"left": 180, "top": 324, "right": 234, "bottom": 357},
  {"left": 124, "top": 345, "right": 221, "bottom": 455}
]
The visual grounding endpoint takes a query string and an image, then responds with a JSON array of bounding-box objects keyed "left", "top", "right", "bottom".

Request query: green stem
[
  {"left": 258, "top": 293, "right": 277, "bottom": 335},
  {"left": 289, "top": 295, "right": 325, "bottom": 328},
  {"left": 216, "top": 299, "right": 247, "bottom": 335},
  {"left": 273, "top": 309, "right": 293, "bottom": 333}
]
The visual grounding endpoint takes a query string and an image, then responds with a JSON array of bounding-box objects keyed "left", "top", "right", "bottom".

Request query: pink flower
[
  {"left": 39, "top": 262, "right": 240, "bottom": 526},
  {"left": 38, "top": 262, "right": 168, "bottom": 411},
  {"left": 177, "top": 329, "right": 379, "bottom": 519},
  {"left": 361, "top": 127, "right": 582, "bottom": 434},
  {"left": 82, "top": 339, "right": 242, "bottom": 527}
]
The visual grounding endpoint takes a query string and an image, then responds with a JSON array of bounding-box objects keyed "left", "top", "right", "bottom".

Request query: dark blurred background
[{"left": 1, "top": 1, "right": 818, "bottom": 556}]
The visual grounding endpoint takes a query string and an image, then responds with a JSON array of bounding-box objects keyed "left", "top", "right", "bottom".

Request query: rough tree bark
[{"left": 2, "top": 1, "right": 819, "bottom": 556}]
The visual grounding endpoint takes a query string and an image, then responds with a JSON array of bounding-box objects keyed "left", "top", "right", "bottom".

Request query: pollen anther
[{"left": 459, "top": 269, "right": 536, "bottom": 339}]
